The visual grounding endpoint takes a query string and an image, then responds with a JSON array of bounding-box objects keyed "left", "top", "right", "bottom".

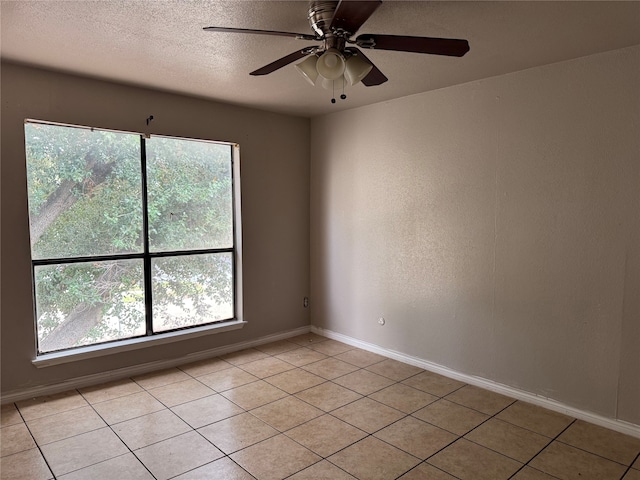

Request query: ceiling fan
[{"left": 204, "top": 0, "right": 469, "bottom": 102}]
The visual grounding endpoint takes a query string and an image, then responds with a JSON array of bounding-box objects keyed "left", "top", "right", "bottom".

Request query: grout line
[
  {"left": 85, "top": 389, "right": 158, "bottom": 479},
  {"left": 507, "top": 419, "right": 576, "bottom": 479},
  {"left": 394, "top": 462, "right": 464, "bottom": 480},
  {"left": 619, "top": 451, "right": 640, "bottom": 480},
  {"left": 13, "top": 404, "right": 58, "bottom": 480}
]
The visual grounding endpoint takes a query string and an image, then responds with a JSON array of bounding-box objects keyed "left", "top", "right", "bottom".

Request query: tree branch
[
  {"left": 30, "top": 155, "right": 115, "bottom": 247},
  {"left": 39, "top": 303, "right": 104, "bottom": 352}
]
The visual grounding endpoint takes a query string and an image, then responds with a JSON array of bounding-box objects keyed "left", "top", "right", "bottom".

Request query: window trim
[
  {"left": 32, "top": 320, "right": 247, "bottom": 367},
  {"left": 25, "top": 119, "right": 244, "bottom": 358}
]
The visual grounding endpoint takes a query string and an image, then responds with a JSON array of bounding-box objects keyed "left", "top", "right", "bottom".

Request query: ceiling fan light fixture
[
  {"left": 295, "top": 55, "right": 320, "bottom": 85},
  {"left": 319, "top": 75, "right": 348, "bottom": 91},
  {"left": 344, "top": 55, "right": 373, "bottom": 86},
  {"left": 316, "top": 48, "right": 346, "bottom": 80}
]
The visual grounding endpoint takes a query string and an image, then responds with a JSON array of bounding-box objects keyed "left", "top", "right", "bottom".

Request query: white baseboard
[
  {"left": 1, "top": 325, "right": 311, "bottom": 404},
  {"left": 311, "top": 326, "right": 640, "bottom": 440}
]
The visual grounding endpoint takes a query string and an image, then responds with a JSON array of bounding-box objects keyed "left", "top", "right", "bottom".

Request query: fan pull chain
[{"left": 330, "top": 79, "right": 347, "bottom": 104}]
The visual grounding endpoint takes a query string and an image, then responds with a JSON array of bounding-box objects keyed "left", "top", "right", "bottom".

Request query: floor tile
[
  {"left": 374, "top": 416, "right": 457, "bottom": 459},
  {"left": 0, "top": 403, "right": 22, "bottom": 428},
  {"left": 511, "top": 466, "right": 560, "bottom": 480},
  {"left": 295, "top": 381, "right": 362, "bottom": 412},
  {"left": 413, "top": 399, "right": 489, "bottom": 435},
  {"left": 230, "top": 434, "right": 321, "bottom": 480},
  {"left": 402, "top": 371, "right": 466, "bottom": 397},
  {"left": 0, "top": 448, "right": 53, "bottom": 480},
  {"left": 288, "top": 460, "right": 357, "bottom": 479},
  {"left": 238, "top": 356, "right": 295, "bottom": 378},
  {"left": 329, "top": 436, "right": 420, "bottom": 480},
  {"left": 92, "top": 391, "right": 165, "bottom": 425},
  {"left": 332, "top": 397, "right": 405, "bottom": 434},
  {"left": 178, "top": 357, "right": 232, "bottom": 377},
  {"left": 221, "top": 348, "right": 269, "bottom": 366},
  {"left": 26, "top": 405, "right": 106, "bottom": 445},
  {"left": 398, "top": 463, "right": 458, "bottom": 479},
  {"left": 529, "top": 441, "right": 627, "bottom": 479},
  {"left": 369, "top": 383, "right": 438, "bottom": 414},
  {"left": 78, "top": 378, "right": 143, "bottom": 404},
  {"left": 133, "top": 368, "right": 192, "bottom": 390},
  {"left": 624, "top": 469, "right": 640, "bottom": 480},
  {"left": 16, "top": 390, "right": 88, "bottom": 421},
  {"left": 57, "top": 453, "right": 153, "bottom": 480},
  {"left": 172, "top": 456, "right": 255, "bottom": 479},
  {"left": 197, "top": 366, "right": 258, "bottom": 392},
  {"left": 254, "top": 339, "right": 300, "bottom": 356},
  {"left": 334, "top": 348, "right": 386, "bottom": 368},
  {"left": 306, "top": 339, "right": 354, "bottom": 356},
  {"left": 301, "top": 357, "right": 360, "bottom": 380},
  {"left": 428, "top": 438, "right": 522, "bottom": 480},
  {"left": 111, "top": 409, "right": 191, "bottom": 450},
  {"left": 288, "top": 332, "right": 329, "bottom": 346},
  {"left": 264, "top": 368, "right": 325, "bottom": 394},
  {"left": 148, "top": 378, "right": 215, "bottom": 407},
  {"left": 198, "top": 412, "right": 278, "bottom": 454},
  {"left": 10, "top": 333, "right": 639, "bottom": 480},
  {"left": 171, "top": 394, "right": 244, "bottom": 429},
  {"left": 275, "top": 347, "right": 328, "bottom": 367},
  {"left": 251, "top": 396, "right": 323, "bottom": 431},
  {"left": 366, "top": 358, "right": 424, "bottom": 381},
  {"left": 286, "top": 414, "right": 367, "bottom": 457},
  {"left": 557, "top": 420, "right": 640, "bottom": 465},
  {"left": 220, "top": 380, "right": 288, "bottom": 410},
  {"left": 40, "top": 426, "right": 128, "bottom": 477},
  {"left": 496, "top": 401, "right": 574, "bottom": 438},
  {"left": 1, "top": 422, "right": 36, "bottom": 457},
  {"left": 465, "top": 418, "right": 550, "bottom": 463},
  {"left": 445, "top": 384, "right": 514, "bottom": 415},
  {"left": 332, "top": 369, "right": 395, "bottom": 395},
  {"left": 135, "top": 430, "right": 223, "bottom": 480}
]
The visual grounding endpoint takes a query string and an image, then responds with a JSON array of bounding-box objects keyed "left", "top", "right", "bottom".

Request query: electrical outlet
[
  {"left": 303, "top": 297, "right": 309, "bottom": 308},
  {"left": 378, "top": 317, "right": 385, "bottom": 326}
]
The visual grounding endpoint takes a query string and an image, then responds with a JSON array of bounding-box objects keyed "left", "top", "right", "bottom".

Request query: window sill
[{"left": 32, "top": 320, "right": 247, "bottom": 368}]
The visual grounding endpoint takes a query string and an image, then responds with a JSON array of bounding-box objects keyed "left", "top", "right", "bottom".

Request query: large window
[{"left": 25, "top": 121, "right": 238, "bottom": 354}]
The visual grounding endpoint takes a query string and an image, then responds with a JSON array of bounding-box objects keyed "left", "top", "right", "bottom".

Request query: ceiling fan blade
[
  {"left": 346, "top": 47, "right": 387, "bottom": 86},
  {"left": 250, "top": 48, "right": 315, "bottom": 76},
  {"left": 330, "top": 0, "right": 382, "bottom": 36},
  {"left": 204, "top": 26, "right": 318, "bottom": 41},
  {"left": 356, "top": 34, "right": 470, "bottom": 57}
]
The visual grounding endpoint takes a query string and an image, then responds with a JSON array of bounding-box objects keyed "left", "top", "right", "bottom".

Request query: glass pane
[
  {"left": 25, "top": 123, "right": 143, "bottom": 260},
  {"left": 34, "top": 259, "right": 145, "bottom": 353},
  {"left": 146, "top": 137, "right": 233, "bottom": 252},
  {"left": 152, "top": 253, "right": 233, "bottom": 332}
]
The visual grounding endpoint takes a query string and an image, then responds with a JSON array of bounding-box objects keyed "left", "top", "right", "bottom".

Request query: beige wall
[
  {"left": 311, "top": 46, "right": 640, "bottom": 425},
  {"left": 1, "top": 63, "right": 310, "bottom": 395}
]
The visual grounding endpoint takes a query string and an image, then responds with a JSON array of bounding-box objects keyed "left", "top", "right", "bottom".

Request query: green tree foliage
[{"left": 25, "top": 123, "right": 235, "bottom": 352}]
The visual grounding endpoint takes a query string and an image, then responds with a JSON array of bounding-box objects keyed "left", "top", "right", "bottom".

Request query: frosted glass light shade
[
  {"left": 295, "top": 55, "right": 319, "bottom": 85},
  {"left": 319, "top": 75, "right": 348, "bottom": 91},
  {"left": 344, "top": 55, "right": 373, "bottom": 86},
  {"left": 316, "top": 49, "right": 346, "bottom": 80}
]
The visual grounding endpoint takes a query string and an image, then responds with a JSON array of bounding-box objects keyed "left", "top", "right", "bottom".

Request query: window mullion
[{"left": 140, "top": 137, "right": 154, "bottom": 336}]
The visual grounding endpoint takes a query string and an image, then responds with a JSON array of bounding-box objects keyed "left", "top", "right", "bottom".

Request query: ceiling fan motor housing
[{"left": 308, "top": 1, "right": 339, "bottom": 38}]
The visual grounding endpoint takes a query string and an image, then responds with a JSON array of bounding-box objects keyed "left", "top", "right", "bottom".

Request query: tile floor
[{"left": 1, "top": 333, "right": 639, "bottom": 480}]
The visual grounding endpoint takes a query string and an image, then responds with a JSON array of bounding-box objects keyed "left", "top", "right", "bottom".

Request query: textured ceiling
[{"left": 2, "top": 1, "right": 639, "bottom": 117}]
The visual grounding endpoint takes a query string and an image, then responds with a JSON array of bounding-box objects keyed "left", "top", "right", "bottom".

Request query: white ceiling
[{"left": 2, "top": 1, "right": 639, "bottom": 118}]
